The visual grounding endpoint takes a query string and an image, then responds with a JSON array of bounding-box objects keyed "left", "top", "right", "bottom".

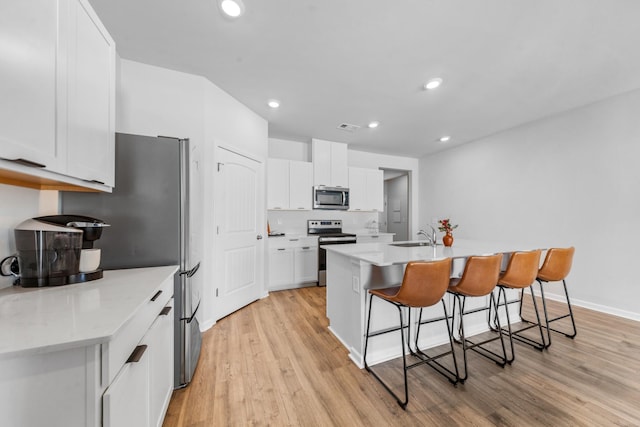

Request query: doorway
[{"left": 381, "top": 169, "right": 410, "bottom": 241}]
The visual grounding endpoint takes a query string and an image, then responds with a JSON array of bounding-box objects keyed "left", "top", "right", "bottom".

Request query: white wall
[
  {"left": 419, "top": 89, "right": 640, "bottom": 320},
  {"left": 203, "top": 72, "right": 268, "bottom": 327},
  {"left": 205, "top": 84, "right": 268, "bottom": 161},
  {"left": 117, "top": 60, "right": 207, "bottom": 140},
  {"left": 268, "top": 137, "right": 310, "bottom": 162},
  {"left": 117, "top": 59, "right": 268, "bottom": 330}
]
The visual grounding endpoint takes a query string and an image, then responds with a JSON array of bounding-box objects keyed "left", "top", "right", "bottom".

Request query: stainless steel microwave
[{"left": 313, "top": 186, "right": 349, "bottom": 210}]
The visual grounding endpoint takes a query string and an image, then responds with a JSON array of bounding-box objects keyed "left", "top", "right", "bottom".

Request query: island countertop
[
  {"left": 0, "top": 265, "right": 178, "bottom": 358},
  {"left": 323, "top": 238, "right": 543, "bottom": 267}
]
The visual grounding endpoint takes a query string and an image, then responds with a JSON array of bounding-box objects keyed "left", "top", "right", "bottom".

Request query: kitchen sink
[{"left": 389, "top": 242, "right": 441, "bottom": 247}]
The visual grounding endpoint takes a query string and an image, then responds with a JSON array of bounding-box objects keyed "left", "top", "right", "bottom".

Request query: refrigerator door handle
[
  {"left": 181, "top": 300, "right": 201, "bottom": 323},
  {"left": 180, "top": 261, "right": 201, "bottom": 278}
]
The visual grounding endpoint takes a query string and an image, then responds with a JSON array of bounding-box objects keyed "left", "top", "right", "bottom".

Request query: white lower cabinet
[
  {"left": 0, "top": 273, "right": 174, "bottom": 427},
  {"left": 103, "top": 345, "right": 150, "bottom": 427},
  {"left": 148, "top": 301, "right": 175, "bottom": 427},
  {"left": 294, "top": 246, "right": 318, "bottom": 283},
  {"left": 269, "top": 247, "right": 295, "bottom": 288},
  {"left": 102, "top": 283, "right": 174, "bottom": 427},
  {"left": 268, "top": 237, "right": 318, "bottom": 290},
  {"left": 104, "top": 297, "right": 173, "bottom": 427}
]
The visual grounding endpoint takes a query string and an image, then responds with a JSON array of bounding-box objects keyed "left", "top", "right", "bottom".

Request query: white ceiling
[{"left": 89, "top": 0, "right": 640, "bottom": 158}]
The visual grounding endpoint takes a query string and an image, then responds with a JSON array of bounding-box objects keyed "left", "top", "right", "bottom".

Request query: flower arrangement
[{"left": 438, "top": 218, "right": 458, "bottom": 235}]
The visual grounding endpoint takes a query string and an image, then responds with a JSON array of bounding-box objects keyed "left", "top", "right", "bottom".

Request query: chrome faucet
[{"left": 417, "top": 225, "right": 437, "bottom": 246}]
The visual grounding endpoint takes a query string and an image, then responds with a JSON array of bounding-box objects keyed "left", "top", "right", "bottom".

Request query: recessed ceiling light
[
  {"left": 220, "top": 0, "right": 244, "bottom": 18},
  {"left": 267, "top": 99, "right": 280, "bottom": 109},
  {"left": 438, "top": 135, "right": 451, "bottom": 143},
  {"left": 424, "top": 78, "right": 443, "bottom": 90},
  {"left": 368, "top": 121, "right": 379, "bottom": 129}
]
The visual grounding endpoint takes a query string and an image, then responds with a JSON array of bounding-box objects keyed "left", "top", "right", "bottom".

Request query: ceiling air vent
[{"left": 337, "top": 123, "right": 360, "bottom": 132}]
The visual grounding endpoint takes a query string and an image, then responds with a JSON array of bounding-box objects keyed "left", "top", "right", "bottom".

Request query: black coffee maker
[{"left": 0, "top": 215, "right": 109, "bottom": 287}]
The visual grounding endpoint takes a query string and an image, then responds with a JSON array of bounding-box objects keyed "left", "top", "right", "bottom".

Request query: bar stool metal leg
[
  {"left": 364, "top": 293, "right": 410, "bottom": 409},
  {"left": 536, "top": 278, "right": 577, "bottom": 346},
  {"left": 410, "top": 301, "right": 460, "bottom": 385},
  {"left": 453, "top": 293, "right": 508, "bottom": 382}
]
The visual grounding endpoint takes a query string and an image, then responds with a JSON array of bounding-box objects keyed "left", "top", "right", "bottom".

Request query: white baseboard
[
  {"left": 541, "top": 291, "right": 640, "bottom": 322},
  {"left": 199, "top": 318, "right": 216, "bottom": 332}
]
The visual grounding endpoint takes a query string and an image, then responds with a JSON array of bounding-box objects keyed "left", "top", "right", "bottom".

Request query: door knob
[{"left": 256, "top": 234, "right": 263, "bottom": 240}]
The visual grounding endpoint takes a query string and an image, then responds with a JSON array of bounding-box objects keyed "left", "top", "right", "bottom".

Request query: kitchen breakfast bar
[{"left": 324, "top": 239, "right": 539, "bottom": 367}]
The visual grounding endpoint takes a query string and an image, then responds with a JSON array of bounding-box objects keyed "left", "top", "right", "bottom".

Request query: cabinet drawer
[
  {"left": 102, "top": 274, "right": 173, "bottom": 386},
  {"left": 103, "top": 344, "right": 150, "bottom": 427},
  {"left": 268, "top": 236, "right": 317, "bottom": 250}
]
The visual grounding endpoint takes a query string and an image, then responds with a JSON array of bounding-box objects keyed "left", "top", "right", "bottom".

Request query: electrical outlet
[{"left": 352, "top": 276, "right": 360, "bottom": 293}]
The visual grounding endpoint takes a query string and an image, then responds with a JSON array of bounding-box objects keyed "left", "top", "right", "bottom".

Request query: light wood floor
[{"left": 163, "top": 286, "right": 640, "bottom": 426}]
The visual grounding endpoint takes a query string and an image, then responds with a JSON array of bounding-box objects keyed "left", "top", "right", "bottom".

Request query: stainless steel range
[{"left": 308, "top": 220, "right": 357, "bottom": 286}]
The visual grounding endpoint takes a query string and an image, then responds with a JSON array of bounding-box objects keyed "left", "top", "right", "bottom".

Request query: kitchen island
[
  {"left": 324, "top": 239, "right": 540, "bottom": 367},
  {"left": 0, "top": 266, "right": 178, "bottom": 427}
]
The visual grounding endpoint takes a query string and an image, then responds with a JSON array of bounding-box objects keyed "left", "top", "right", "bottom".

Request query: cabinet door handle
[
  {"left": 277, "top": 248, "right": 286, "bottom": 251},
  {"left": 160, "top": 306, "right": 172, "bottom": 316},
  {"left": 151, "top": 290, "right": 162, "bottom": 301},
  {"left": 126, "top": 345, "right": 147, "bottom": 363},
  {"left": 8, "top": 158, "right": 46, "bottom": 168},
  {"left": 302, "top": 246, "right": 310, "bottom": 250},
  {"left": 371, "top": 235, "right": 379, "bottom": 238},
  {"left": 85, "top": 179, "right": 105, "bottom": 185}
]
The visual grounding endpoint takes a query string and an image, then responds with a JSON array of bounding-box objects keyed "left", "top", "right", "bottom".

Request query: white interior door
[{"left": 214, "top": 147, "right": 265, "bottom": 320}]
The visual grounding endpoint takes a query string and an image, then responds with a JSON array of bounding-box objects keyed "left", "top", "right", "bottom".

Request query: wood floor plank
[{"left": 164, "top": 286, "right": 640, "bottom": 426}]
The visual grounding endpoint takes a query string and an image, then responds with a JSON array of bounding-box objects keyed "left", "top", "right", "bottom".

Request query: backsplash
[
  {"left": 267, "top": 210, "right": 379, "bottom": 235},
  {"left": 0, "top": 184, "right": 58, "bottom": 289}
]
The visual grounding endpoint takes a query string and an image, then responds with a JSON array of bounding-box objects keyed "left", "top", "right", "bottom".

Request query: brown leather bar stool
[
  {"left": 447, "top": 253, "right": 505, "bottom": 382},
  {"left": 363, "top": 258, "right": 458, "bottom": 409},
  {"left": 529, "top": 247, "right": 576, "bottom": 348},
  {"left": 491, "top": 249, "right": 545, "bottom": 362}
]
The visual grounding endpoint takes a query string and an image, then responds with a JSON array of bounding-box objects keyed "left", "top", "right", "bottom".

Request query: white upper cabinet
[
  {"left": 0, "top": 0, "right": 115, "bottom": 191},
  {"left": 312, "top": 139, "right": 348, "bottom": 188},
  {"left": 267, "top": 159, "right": 313, "bottom": 210},
  {"left": 0, "top": 0, "right": 67, "bottom": 174},
  {"left": 66, "top": 0, "right": 116, "bottom": 187},
  {"left": 348, "top": 167, "right": 384, "bottom": 212},
  {"left": 267, "top": 158, "right": 289, "bottom": 210},
  {"left": 289, "top": 161, "right": 313, "bottom": 210},
  {"left": 367, "top": 168, "right": 384, "bottom": 212}
]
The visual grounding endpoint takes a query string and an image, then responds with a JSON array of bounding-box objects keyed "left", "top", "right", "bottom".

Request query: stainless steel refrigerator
[{"left": 60, "top": 132, "right": 202, "bottom": 388}]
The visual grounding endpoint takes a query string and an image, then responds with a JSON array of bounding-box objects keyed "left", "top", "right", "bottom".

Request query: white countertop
[
  {"left": 0, "top": 265, "right": 178, "bottom": 359},
  {"left": 324, "top": 239, "right": 543, "bottom": 267}
]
